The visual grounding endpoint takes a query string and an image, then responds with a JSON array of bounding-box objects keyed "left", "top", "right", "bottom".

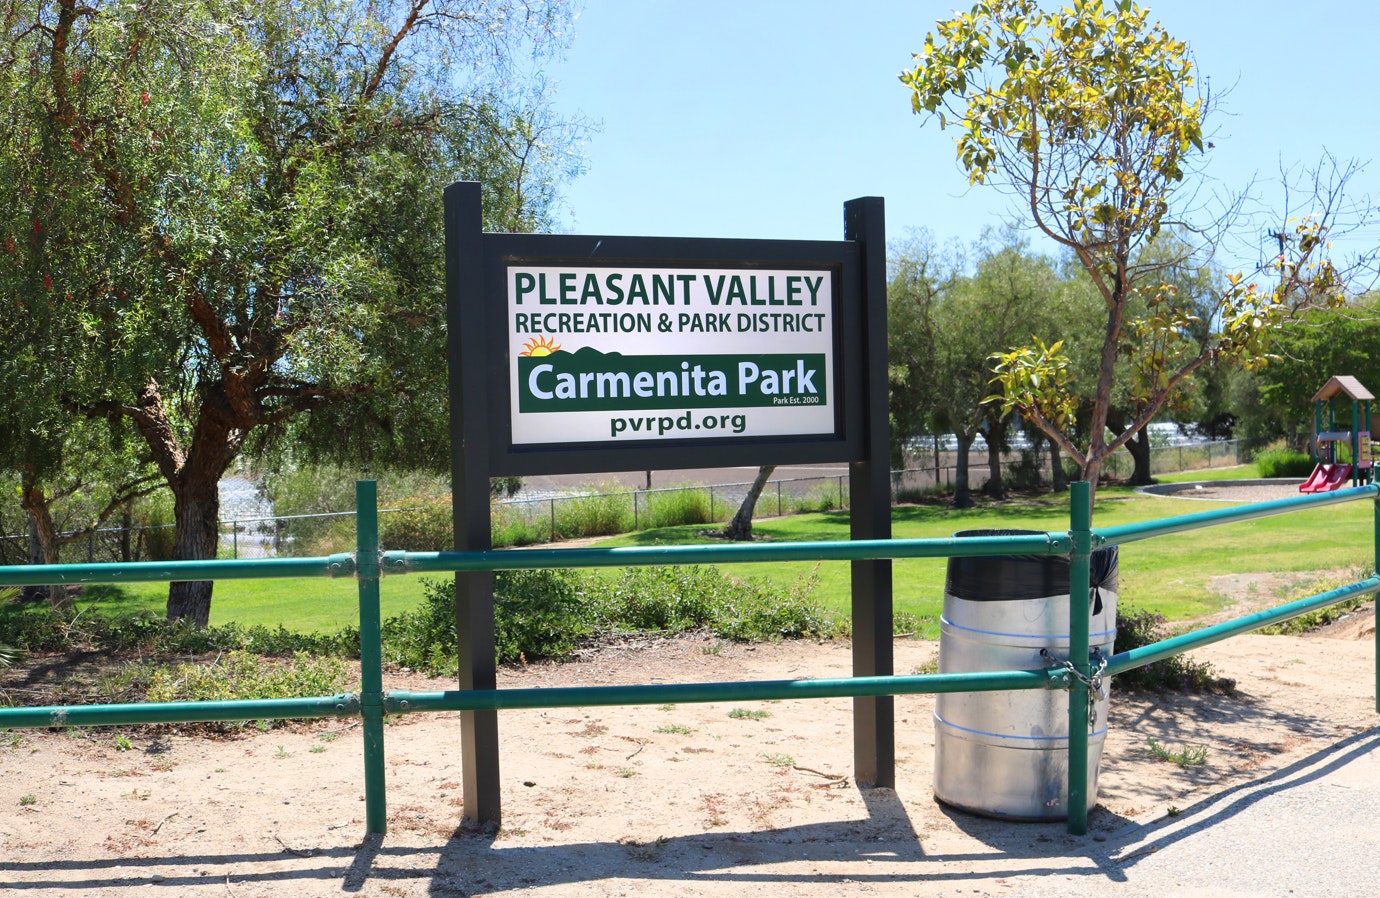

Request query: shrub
[
  {"left": 0, "top": 601, "right": 353, "bottom": 658},
  {"left": 381, "top": 570, "right": 594, "bottom": 673},
  {"left": 1113, "top": 607, "right": 1234, "bottom": 693},
  {"left": 1004, "top": 447, "right": 1048, "bottom": 491},
  {"left": 788, "top": 482, "right": 846, "bottom": 514},
  {"left": 553, "top": 486, "right": 632, "bottom": 539},
  {"left": 380, "top": 496, "right": 454, "bottom": 552},
  {"left": 142, "top": 650, "right": 351, "bottom": 731},
  {"left": 644, "top": 487, "right": 713, "bottom": 528},
  {"left": 1255, "top": 445, "right": 1315, "bottom": 478},
  {"left": 491, "top": 503, "right": 549, "bottom": 547},
  {"left": 130, "top": 491, "right": 176, "bottom": 562},
  {"left": 593, "top": 565, "right": 841, "bottom": 642}
]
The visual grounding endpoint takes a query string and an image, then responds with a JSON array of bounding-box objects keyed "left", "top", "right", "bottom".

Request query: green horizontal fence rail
[{"left": 0, "top": 480, "right": 1376, "bottom": 839}]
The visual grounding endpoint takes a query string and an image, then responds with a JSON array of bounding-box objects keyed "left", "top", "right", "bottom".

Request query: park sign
[
  {"left": 447, "top": 187, "right": 887, "bottom": 476},
  {"left": 444, "top": 182, "right": 894, "bottom": 826},
  {"left": 509, "top": 265, "right": 836, "bottom": 446}
]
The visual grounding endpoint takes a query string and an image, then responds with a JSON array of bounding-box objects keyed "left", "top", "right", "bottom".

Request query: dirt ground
[{"left": 1, "top": 597, "right": 1375, "bottom": 898}]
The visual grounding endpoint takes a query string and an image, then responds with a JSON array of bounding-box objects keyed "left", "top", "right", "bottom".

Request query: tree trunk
[
  {"left": 723, "top": 465, "right": 776, "bottom": 541},
  {"left": 22, "top": 514, "right": 46, "bottom": 604},
  {"left": 1126, "top": 428, "right": 1154, "bottom": 485},
  {"left": 1048, "top": 434, "right": 1068, "bottom": 493},
  {"left": 120, "top": 502, "right": 134, "bottom": 563},
  {"left": 123, "top": 380, "right": 244, "bottom": 627},
  {"left": 982, "top": 417, "right": 1007, "bottom": 499},
  {"left": 19, "top": 484, "right": 67, "bottom": 608},
  {"left": 166, "top": 475, "right": 222, "bottom": 627},
  {"left": 950, "top": 432, "right": 975, "bottom": 509}
]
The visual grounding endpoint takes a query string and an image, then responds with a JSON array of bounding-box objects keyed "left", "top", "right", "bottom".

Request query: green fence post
[
  {"left": 357, "top": 480, "right": 387, "bottom": 834},
  {"left": 1066, "top": 480, "right": 1093, "bottom": 835},
  {"left": 1375, "top": 492, "right": 1379, "bottom": 715}
]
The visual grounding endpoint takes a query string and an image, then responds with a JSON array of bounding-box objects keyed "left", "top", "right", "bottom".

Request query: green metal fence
[{"left": 1, "top": 480, "right": 1376, "bottom": 838}]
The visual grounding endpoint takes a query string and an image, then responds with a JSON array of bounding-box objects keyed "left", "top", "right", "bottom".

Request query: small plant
[
  {"left": 728, "top": 708, "right": 772, "bottom": 720},
  {"left": 912, "top": 656, "right": 940, "bottom": 675},
  {"left": 614, "top": 767, "right": 640, "bottom": 778},
  {"left": 761, "top": 752, "right": 794, "bottom": 767},
  {"left": 309, "top": 745, "right": 326, "bottom": 753},
  {"left": 114, "top": 734, "right": 133, "bottom": 752},
  {"left": 1115, "top": 607, "right": 1234, "bottom": 693},
  {"left": 19, "top": 794, "right": 36, "bottom": 806},
  {"left": 317, "top": 732, "right": 340, "bottom": 743},
  {"left": 121, "top": 790, "right": 151, "bottom": 801},
  {"left": 656, "top": 704, "right": 676, "bottom": 712},
  {"left": 654, "top": 724, "right": 692, "bottom": 735},
  {"left": 275, "top": 745, "right": 290, "bottom": 758},
  {"left": 1166, "top": 805, "right": 1182, "bottom": 817},
  {"left": 1146, "top": 737, "right": 1209, "bottom": 766}
]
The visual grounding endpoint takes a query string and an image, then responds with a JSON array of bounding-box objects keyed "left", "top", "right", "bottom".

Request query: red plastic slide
[
  {"left": 1299, "top": 463, "right": 1353, "bottom": 493},
  {"left": 1320, "top": 464, "right": 1353, "bottom": 491},
  {"left": 1299, "top": 464, "right": 1331, "bottom": 492}
]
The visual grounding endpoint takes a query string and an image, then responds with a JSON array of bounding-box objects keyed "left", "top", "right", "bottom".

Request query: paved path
[{"left": 1003, "top": 727, "right": 1380, "bottom": 898}]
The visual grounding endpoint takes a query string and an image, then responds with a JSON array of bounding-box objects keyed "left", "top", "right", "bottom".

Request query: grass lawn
[
  {"left": 75, "top": 573, "right": 436, "bottom": 633},
  {"left": 596, "top": 482, "right": 1374, "bottom": 633},
  {"left": 59, "top": 471, "right": 1372, "bottom": 639}
]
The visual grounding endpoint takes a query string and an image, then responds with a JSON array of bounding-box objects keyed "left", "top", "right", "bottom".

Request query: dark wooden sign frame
[{"left": 444, "top": 182, "right": 891, "bottom": 824}]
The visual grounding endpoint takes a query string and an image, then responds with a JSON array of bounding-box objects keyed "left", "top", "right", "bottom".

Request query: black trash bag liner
[{"left": 945, "top": 529, "right": 1118, "bottom": 612}]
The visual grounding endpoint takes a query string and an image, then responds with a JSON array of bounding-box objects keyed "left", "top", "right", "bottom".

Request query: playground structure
[{"left": 1300, "top": 375, "right": 1375, "bottom": 493}]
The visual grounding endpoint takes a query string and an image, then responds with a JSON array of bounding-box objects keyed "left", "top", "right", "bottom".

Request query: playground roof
[{"left": 1312, "top": 375, "right": 1374, "bottom": 403}]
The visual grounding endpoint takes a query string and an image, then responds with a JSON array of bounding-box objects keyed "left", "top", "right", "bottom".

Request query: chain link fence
[{"left": 1, "top": 438, "right": 1252, "bottom": 565}]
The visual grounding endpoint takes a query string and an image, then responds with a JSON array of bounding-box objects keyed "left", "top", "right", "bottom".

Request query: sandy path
[{"left": 1, "top": 605, "right": 1375, "bottom": 897}]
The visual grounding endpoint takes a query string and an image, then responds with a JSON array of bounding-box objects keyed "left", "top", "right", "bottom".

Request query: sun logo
[{"left": 520, "top": 336, "right": 561, "bottom": 357}]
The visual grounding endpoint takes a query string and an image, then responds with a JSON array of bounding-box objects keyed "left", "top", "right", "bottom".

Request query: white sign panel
[{"left": 508, "top": 265, "right": 837, "bottom": 445}]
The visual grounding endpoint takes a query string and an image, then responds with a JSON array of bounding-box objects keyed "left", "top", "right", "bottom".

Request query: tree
[
  {"left": 889, "top": 228, "right": 1064, "bottom": 507},
  {"left": 15, "top": 421, "right": 162, "bottom": 607},
  {"left": 1254, "top": 294, "right": 1380, "bottom": 437},
  {"left": 722, "top": 465, "right": 775, "bottom": 541},
  {"left": 1, "top": 0, "right": 581, "bottom": 626},
  {"left": 902, "top": 0, "right": 1354, "bottom": 496}
]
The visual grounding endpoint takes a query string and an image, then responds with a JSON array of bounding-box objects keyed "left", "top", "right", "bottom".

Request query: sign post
[{"left": 445, "top": 182, "right": 891, "bottom": 824}]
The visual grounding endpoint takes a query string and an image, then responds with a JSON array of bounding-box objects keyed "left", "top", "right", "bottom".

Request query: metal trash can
[{"left": 933, "top": 529, "right": 1118, "bottom": 820}]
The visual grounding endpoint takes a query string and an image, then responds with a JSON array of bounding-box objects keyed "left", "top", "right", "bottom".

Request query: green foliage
[
  {"left": 380, "top": 497, "right": 454, "bottom": 553},
  {"left": 378, "top": 565, "right": 840, "bottom": 676},
  {"left": 787, "top": 483, "right": 845, "bottom": 514},
  {"left": 596, "top": 566, "right": 840, "bottom": 642},
  {"left": 495, "top": 569, "right": 595, "bottom": 664},
  {"left": 1, "top": 0, "right": 583, "bottom": 626},
  {"left": 902, "top": 0, "right": 1349, "bottom": 486},
  {"left": 1257, "top": 567, "right": 1373, "bottom": 635},
  {"left": 1253, "top": 295, "right": 1380, "bottom": 435},
  {"left": 381, "top": 570, "right": 593, "bottom": 672},
  {"left": 645, "top": 488, "right": 714, "bottom": 528},
  {"left": 0, "top": 601, "right": 355, "bottom": 658},
  {"left": 1254, "top": 445, "right": 1316, "bottom": 479},
  {"left": 491, "top": 505, "right": 550, "bottom": 548},
  {"left": 1146, "top": 736, "right": 1208, "bottom": 766},
  {"left": 142, "top": 651, "right": 351, "bottom": 731},
  {"left": 1114, "top": 607, "right": 1233, "bottom": 693},
  {"left": 553, "top": 486, "right": 634, "bottom": 540},
  {"left": 129, "top": 491, "right": 177, "bottom": 562}
]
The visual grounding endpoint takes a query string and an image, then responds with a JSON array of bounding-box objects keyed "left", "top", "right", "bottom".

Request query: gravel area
[{"left": 1137, "top": 480, "right": 1305, "bottom": 504}]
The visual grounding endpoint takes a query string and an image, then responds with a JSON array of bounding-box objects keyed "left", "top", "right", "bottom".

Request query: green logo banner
[{"left": 518, "top": 348, "right": 827, "bottom": 413}]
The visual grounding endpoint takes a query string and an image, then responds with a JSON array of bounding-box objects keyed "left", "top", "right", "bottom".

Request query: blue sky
[{"left": 544, "top": 1, "right": 1380, "bottom": 275}]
